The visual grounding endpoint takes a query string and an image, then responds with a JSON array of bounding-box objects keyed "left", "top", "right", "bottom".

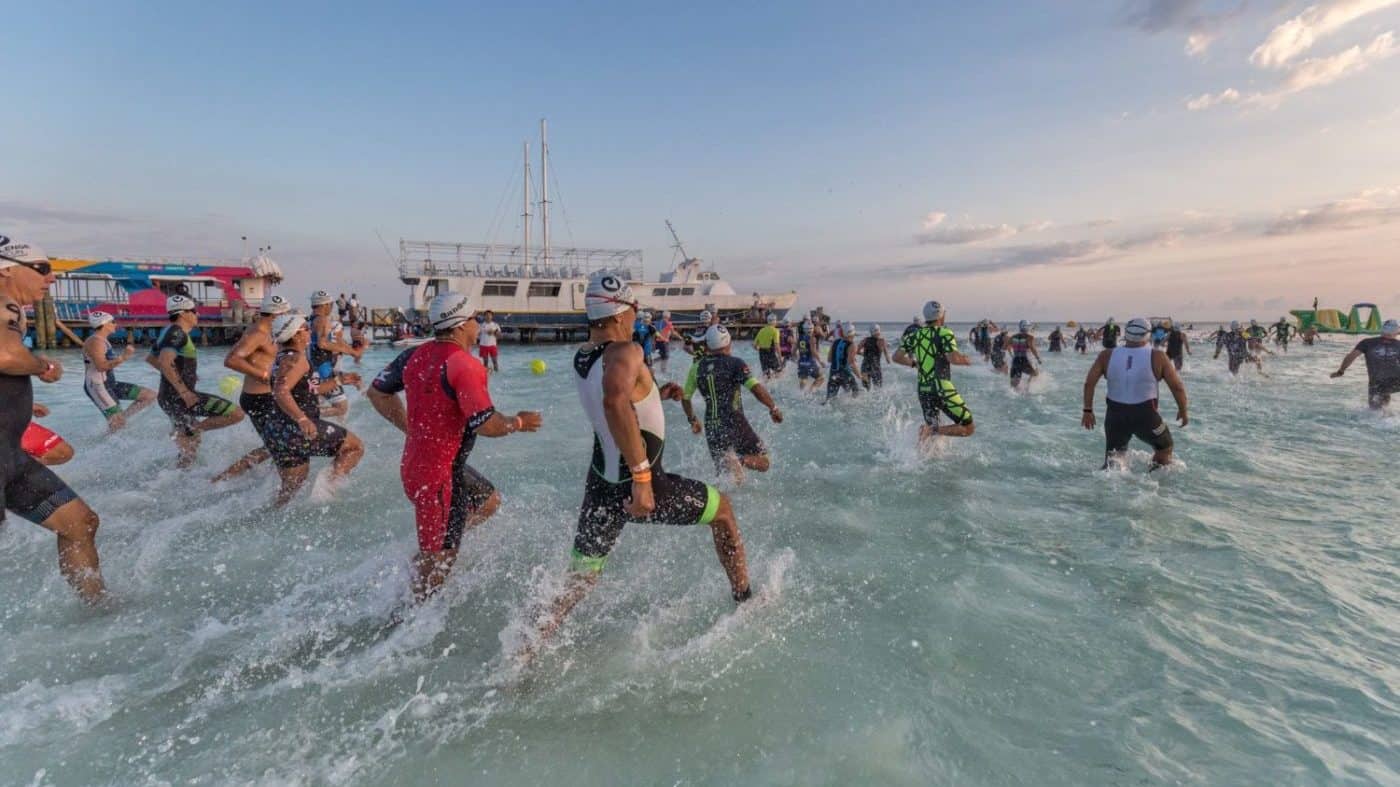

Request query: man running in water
[
  {"left": 1048, "top": 325, "right": 1065, "bottom": 353},
  {"left": 1101, "top": 317, "right": 1121, "bottom": 349},
  {"left": 860, "top": 324, "right": 890, "bottom": 389},
  {"left": 825, "top": 322, "right": 862, "bottom": 401},
  {"left": 367, "top": 292, "right": 542, "bottom": 601},
  {"left": 893, "top": 300, "right": 975, "bottom": 446},
  {"left": 1074, "top": 325, "right": 1089, "bottom": 354},
  {"left": 1165, "top": 319, "right": 1191, "bottom": 371},
  {"left": 147, "top": 294, "right": 244, "bottom": 467},
  {"left": 1271, "top": 316, "right": 1295, "bottom": 352},
  {"left": 654, "top": 310, "right": 674, "bottom": 374},
  {"left": 259, "top": 313, "right": 365, "bottom": 506},
  {"left": 211, "top": 294, "right": 292, "bottom": 482},
  {"left": 478, "top": 310, "right": 501, "bottom": 373},
  {"left": 308, "top": 290, "right": 363, "bottom": 419},
  {"left": 1214, "top": 320, "right": 1266, "bottom": 377},
  {"left": 0, "top": 237, "right": 105, "bottom": 601},
  {"left": 902, "top": 314, "right": 924, "bottom": 343},
  {"left": 82, "top": 311, "right": 155, "bottom": 431},
  {"left": 633, "top": 310, "right": 658, "bottom": 367},
  {"left": 681, "top": 324, "right": 782, "bottom": 479},
  {"left": 796, "top": 317, "right": 825, "bottom": 391},
  {"left": 753, "top": 314, "right": 782, "bottom": 379},
  {"left": 977, "top": 320, "right": 994, "bottom": 361},
  {"left": 1331, "top": 319, "right": 1400, "bottom": 410},
  {"left": 1081, "top": 317, "right": 1188, "bottom": 470},
  {"left": 1008, "top": 320, "right": 1041, "bottom": 390},
  {"left": 778, "top": 319, "right": 796, "bottom": 367},
  {"left": 990, "top": 328, "right": 1009, "bottom": 374},
  {"left": 527, "top": 273, "right": 751, "bottom": 656}
]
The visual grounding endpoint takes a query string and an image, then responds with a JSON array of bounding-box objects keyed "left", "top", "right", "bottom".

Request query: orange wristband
[{"left": 631, "top": 470, "right": 653, "bottom": 484}]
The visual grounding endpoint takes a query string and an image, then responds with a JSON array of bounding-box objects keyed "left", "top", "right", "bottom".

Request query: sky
[{"left": 5, "top": 0, "right": 1400, "bottom": 321}]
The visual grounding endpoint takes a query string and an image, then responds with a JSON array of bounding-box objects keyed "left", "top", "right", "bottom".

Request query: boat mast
[
  {"left": 665, "top": 219, "right": 690, "bottom": 262},
  {"left": 522, "top": 141, "right": 532, "bottom": 271},
  {"left": 540, "top": 118, "right": 551, "bottom": 271}
]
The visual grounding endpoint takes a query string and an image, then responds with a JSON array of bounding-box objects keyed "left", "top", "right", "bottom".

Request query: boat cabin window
[
  {"left": 652, "top": 288, "right": 667, "bottom": 297},
  {"left": 527, "top": 281, "right": 561, "bottom": 297},
  {"left": 681, "top": 287, "right": 695, "bottom": 295},
  {"left": 666, "top": 287, "right": 682, "bottom": 296},
  {"left": 482, "top": 280, "right": 518, "bottom": 297}
]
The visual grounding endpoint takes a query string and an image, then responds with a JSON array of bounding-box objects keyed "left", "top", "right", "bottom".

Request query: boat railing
[{"left": 399, "top": 239, "right": 643, "bottom": 281}]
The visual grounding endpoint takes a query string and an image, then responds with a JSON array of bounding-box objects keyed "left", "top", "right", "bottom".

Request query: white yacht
[{"left": 398, "top": 122, "right": 797, "bottom": 332}]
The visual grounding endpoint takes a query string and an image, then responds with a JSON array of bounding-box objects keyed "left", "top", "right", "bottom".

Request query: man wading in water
[{"left": 1081, "top": 317, "right": 1188, "bottom": 471}]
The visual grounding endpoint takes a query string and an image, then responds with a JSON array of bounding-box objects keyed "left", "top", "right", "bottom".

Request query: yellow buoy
[
  {"left": 530, "top": 359, "right": 548, "bottom": 376},
  {"left": 218, "top": 375, "right": 242, "bottom": 397}
]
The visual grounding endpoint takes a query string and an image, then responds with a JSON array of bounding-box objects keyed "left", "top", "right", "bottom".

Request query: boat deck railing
[{"left": 399, "top": 239, "right": 643, "bottom": 281}]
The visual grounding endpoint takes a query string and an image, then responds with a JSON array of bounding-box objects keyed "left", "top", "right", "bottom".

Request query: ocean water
[{"left": 2, "top": 328, "right": 1397, "bottom": 786}]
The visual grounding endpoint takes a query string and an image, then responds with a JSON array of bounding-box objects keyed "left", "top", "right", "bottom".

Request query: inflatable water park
[{"left": 1289, "top": 302, "right": 1384, "bottom": 335}]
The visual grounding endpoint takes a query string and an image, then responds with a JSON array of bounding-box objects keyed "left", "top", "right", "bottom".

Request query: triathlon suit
[
  {"left": 375, "top": 342, "right": 497, "bottom": 552},
  {"left": 1166, "top": 330, "right": 1187, "bottom": 370},
  {"left": 860, "top": 335, "right": 884, "bottom": 388},
  {"left": 826, "top": 337, "right": 860, "bottom": 398},
  {"left": 308, "top": 318, "right": 347, "bottom": 408},
  {"left": 978, "top": 325, "right": 991, "bottom": 357},
  {"left": 655, "top": 319, "right": 673, "bottom": 362},
  {"left": 2, "top": 370, "right": 78, "bottom": 525},
  {"left": 83, "top": 336, "right": 142, "bottom": 418},
  {"left": 478, "top": 320, "right": 500, "bottom": 363},
  {"left": 684, "top": 353, "right": 766, "bottom": 470},
  {"left": 779, "top": 327, "right": 795, "bottom": 362},
  {"left": 261, "top": 349, "right": 348, "bottom": 468},
  {"left": 797, "top": 327, "right": 820, "bottom": 380},
  {"left": 899, "top": 325, "right": 973, "bottom": 427},
  {"left": 754, "top": 324, "right": 782, "bottom": 375},
  {"left": 1102, "top": 323, "right": 1121, "bottom": 349},
  {"left": 1049, "top": 330, "right": 1063, "bottom": 352},
  {"left": 633, "top": 319, "right": 657, "bottom": 367},
  {"left": 1103, "top": 345, "right": 1171, "bottom": 457},
  {"left": 1152, "top": 327, "right": 1167, "bottom": 348},
  {"left": 1075, "top": 329, "right": 1088, "bottom": 352},
  {"left": 1008, "top": 332, "right": 1036, "bottom": 381},
  {"left": 990, "top": 334, "right": 1008, "bottom": 370},
  {"left": 21, "top": 421, "right": 64, "bottom": 460},
  {"left": 1274, "top": 322, "right": 1291, "bottom": 349},
  {"left": 1353, "top": 336, "right": 1400, "bottom": 409},
  {"left": 571, "top": 341, "right": 720, "bottom": 573},
  {"left": 150, "top": 323, "right": 236, "bottom": 435},
  {"left": 902, "top": 323, "right": 920, "bottom": 343},
  {"left": 1220, "top": 331, "right": 1249, "bottom": 374}
]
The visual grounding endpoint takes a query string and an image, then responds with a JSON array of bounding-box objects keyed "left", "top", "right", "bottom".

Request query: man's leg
[
  {"left": 708, "top": 495, "right": 750, "bottom": 600},
  {"left": 329, "top": 432, "right": 364, "bottom": 480},
  {"left": 42, "top": 499, "right": 105, "bottom": 602},
  {"left": 212, "top": 448, "right": 271, "bottom": 481},
  {"left": 273, "top": 463, "right": 310, "bottom": 507}
]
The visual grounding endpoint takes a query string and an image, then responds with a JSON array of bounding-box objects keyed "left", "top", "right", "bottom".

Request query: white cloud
[
  {"left": 1189, "top": 31, "right": 1397, "bottom": 109},
  {"left": 1186, "top": 87, "right": 1242, "bottom": 110},
  {"left": 1250, "top": 0, "right": 1400, "bottom": 68},
  {"left": 1265, "top": 185, "right": 1400, "bottom": 234},
  {"left": 914, "top": 213, "right": 1052, "bottom": 245},
  {"left": 1186, "top": 31, "right": 1217, "bottom": 55}
]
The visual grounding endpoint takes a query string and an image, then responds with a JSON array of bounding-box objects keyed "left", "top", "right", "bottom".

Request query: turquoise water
[{"left": 2, "top": 328, "right": 1396, "bottom": 785}]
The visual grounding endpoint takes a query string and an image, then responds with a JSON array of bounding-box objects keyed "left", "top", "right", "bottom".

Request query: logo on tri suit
[{"left": 599, "top": 275, "right": 622, "bottom": 292}]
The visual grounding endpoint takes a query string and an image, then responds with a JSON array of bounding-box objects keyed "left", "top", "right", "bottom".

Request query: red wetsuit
[
  {"left": 21, "top": 423, "right": 64, "bottom": 459},
  {"left": 375, "top": 341, "right": 496, "bottom": 551}
]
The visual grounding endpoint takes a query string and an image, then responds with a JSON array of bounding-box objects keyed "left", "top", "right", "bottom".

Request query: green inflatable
[{"left": 1290, "top": 302, "right": 1383, "bottom": 335}]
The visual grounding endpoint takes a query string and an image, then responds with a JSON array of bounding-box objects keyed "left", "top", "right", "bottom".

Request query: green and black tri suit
[
  {"left": 684, "top": 354, "right": 766, "bottom": 468},
  {"left": 899, "top": 325, "right": 973, "bottom": 427}
]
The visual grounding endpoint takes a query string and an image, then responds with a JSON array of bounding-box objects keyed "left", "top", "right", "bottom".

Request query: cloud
[
  {"left": 914, "top": 212, "right": 1053, "bottom": 245},
  {"left": 1264, "top": 185, "right": 1400, "bottom": 234},
  {"left": 1188, "top": 31, "right": 1397, "bottom": 109},
  {"left": 1251, "top": 0, "right": 1400, "bottom": 68},
  {"left": 1186, "top": 87, "right": 1241, "bottom": 110},
  {"left": 1221, "top": 295, "right": 1259, "bottom": 309},
  {"left": 1123, "top": 0, "right": 1250, "bottom": 56},
  {"left": 0, "top": 200, "right": 132, "bottom": 227}
]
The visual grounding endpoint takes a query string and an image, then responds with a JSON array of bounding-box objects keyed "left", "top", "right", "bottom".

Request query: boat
[
  {"left": 397, "top": 121, "right": 797, "bottom": 332},
  {"left": 47, "top": 251, "right": 283, "bottom": 326},
  {"left": 1289, "top": 302, "right": 1383, "bottom": 334}
]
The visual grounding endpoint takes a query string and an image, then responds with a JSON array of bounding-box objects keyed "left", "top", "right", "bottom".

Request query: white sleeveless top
[
  {"left": 575, "top": 341, "right": 666, "bottom": 483},
  {"left": 1105, "top": 345, "right": 1158, "bottom": 404}
]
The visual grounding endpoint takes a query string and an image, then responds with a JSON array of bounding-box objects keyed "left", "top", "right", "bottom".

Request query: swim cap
[
  {"left": 699, "top": 309, "right": 713, "bottom": 323},
  {"left": 1124, "top": 317, "right": 1151, "bottom": 340},
  {"left": 166, "top": 294, "right": 196, "bottom": 314},
  {"left": 913, "top": 315, "right": 925, "bottom": 326},
  {"left": 1382, "top": 319, "right": 1399, "bottom": 336},
  {"left": 767, "top": 314, "right": 777, "bottom": 324},
  {"left": 585, "top": 272, "right": 637, "bottom": 320},
  {"left": 0, "top": 237, "right": 48, "bottom": 268},
  {"left": 309, "top": 290, "right": 334, "bottom": 306},
  {"left": 842, "top": 321, "right": 856, "bottom": 337},
  {"left": 429, "top": 291, "right": 476, "bottom": 330},
  {"left": 705, "top": 324, "right": 732, "bottom": 350},
  {"left": 662, "top": 311, "right": 671, "bottom": 319},
  {"left": 642, "top": 311, "right": 653, "bottom": 323},
  {"left": 271, "top": 313, "right": 307, "bottom": 343},
  {"left": 1018, "top": 320, "right": 1030, "bottom": 332},
  {"left": 1250, "top": 319, "right": 1259, "bottom": 326},
  {"left": 259, "top": 294, "right": 291, "bottom": 315},
  {"left": 923, "top": 301, "right": 945, "bottom": 322},
  {"left": 871, "top": 323, "right": 881, "bottom": 335},
  {"left": 1230, "top": 320, "right": 1241, "bottom": 331},
  {"left": 87, "top": 311, "right": 114, "bottom": 328},
  {"left": 1106, "top": 316, "right": 1115, "bottom": 323}
]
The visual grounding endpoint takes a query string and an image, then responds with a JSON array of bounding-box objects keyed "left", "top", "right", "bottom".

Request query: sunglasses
[{"left": 0, "top": 254, "right": 53, "bottom": 276}]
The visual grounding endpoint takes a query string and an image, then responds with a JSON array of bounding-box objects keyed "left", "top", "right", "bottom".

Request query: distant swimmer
[
  {"left": 1164, "top": 319, "right": 1191, "bottom": 371},
  {"left": 1245, "top": 319, "right": 1272, "bottom": 358},
  {"left": 1213, "top": 320, "right": 1266, "bottom": 377},
  {"left": 1048, "top": 325, "right": 1065, "bottom": 353},
  {"left": 893, "top": 300, "right": 975, "bottom": 445},
  {"left": 1, "top": 237, "right": 105, "bottom": 601},
  {"left": 778, "top": 319, "right": 796, "bottom": 367},
  {"left": 990, "top": 328, "right": 1009, "bottom": 374},
  {"left": 654, "top": 310, "right": 675, "bottom": 374},
  {"left": 81, "top": 311, "right": 155, "bottom": 431},
  {"left": 1151, "top": 320, "right": 1167, "bottom": 349},
  {"left": 528, "top": 273, "right": 751, "bottom": 656},
  {"left": 977, "top": 320, "right": 994, "bottom": 360},
  {"left": 860, "top": 324, "right": 891, "bottom": 389},
  {"left": 753, "top": 313, "right": 783, "bottom": 379},
  {"left": 367, "top": 292, "right": 541, "bottom": 601},
  {"left": 211, "top": 294, "right": 290, "bottom": 483},
  {"left": 478, "top": 309, "right": 501, "bottom": 373},
  {"left": 1008, "top": 321, "right": 1041, "bottom": 390},
  {"left": 796, "top": 317, "right": 825, "bottom": 391},
  {"left": 1081, "top": 317, "right": 1188, "bottom": 471},
  {"left": 633, "top": 310, "right": 658, "bottom": 367},
  {"left": 21, "top": 405, "right": 74, "bottom": 466},
  {"left": 1271, "top": 316, "right": 1296, "bottom": 352},
  {"left": 1301, "top": 325, "right": 1318, "bottom": 346},
  {"left": 681, "top": 324, "right": 782, "bottom": 479},
  {"left": 902, "top": 314, "right": 924, "bottom": 343},
  {"left": 263, "top": 313, "right": 365, "bottom": 507},
  {"left": 1330, "top": 319, "right": 1400, "bottom": 410},
  {"left": 824, "top": 322, "right": 862, "bottom": 401},
  {"left": 1074, "top": 325, "right": 1089, "bottom": 354},
  {"left": 308, "top": 291, "right": 364, "bottom": 420},
  {"left": 146, "top": 294, "right": 245, "bottom": 468},
  {"left": 1101, "top": 317, "right": 1121, "bottom": 349}
]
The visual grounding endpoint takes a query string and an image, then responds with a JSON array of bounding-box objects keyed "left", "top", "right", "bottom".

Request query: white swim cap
[
  {"left": 585, "top": 272, "right": 637, "bottom": 320},
  {"left": 767, "top": 314, "right": 777, "bottom": 324},
  {"left": 642, "top": 311, "right": 653, "bottom": 323},
  {"left": 87, "top": 311, "right": 114, "bottom": 328},
  {"left": 1018, "top": 320, "right": 1030, "bottom": 332},
  {"left": 914, "top": 315, "right": 925, "bottom": 326},
  {"left": 1382, "top": 319, "right": 1399, "bottom": 336},
  {"left": 842, "top": 321, "right": 856, "bottom": 337},
  {"left": 166, "top": 294, "right": 196, "bottom": 314},
  {"left": 699, "top": 309, "right": 713, "bottom": 323},
  {"left": 923, "top": 301, "right": 945, "bottom": 322},
  {"left": 259, "top": 294, "right": 291, "bottom": 315},
  {"left": 1125, "top": 317, "right": 1151, "bottom": 340},
  {"left": 705, "top": 324, "right": 732, "bottom": 350},
  {"left": 662, "top": 310, "right": 671, "bottom": 319},
  {"left": 309, "top": 290, "right": 334, "bottom": 307},
  {"left": 0, "top": 236, "right": 48, "bottom": 268},
  {"left": 271, "top": 313, "right": 307, "bottom": 343},
  {"left": 429, "top": 291, "right": 476, "bottom": 330},
  {"left": 871, "top": 323, "right": 881, "bottom": 335},
  {"left": 1230, "top": 320, "right": 1241, "bottom": 331}
]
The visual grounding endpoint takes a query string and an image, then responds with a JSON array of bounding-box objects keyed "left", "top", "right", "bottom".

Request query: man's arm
[
  {"left": 0, "top": 298, "right": 55, "bottom": 378},
  {"left": 314, "top": 315, "right": 361, "bottom": 359},
  {"left": 602, "top": 342, "right": 651, "bottom": 471},
  {"left": 444, "top": 352, "right": 541, "bottom": 438},
  {"left": 1080, "top": 350, "right": 1110, "bottom": 428},
  {"left": 272, "top": 354, "right": 316, "bottom": 436},
  {"left": 949, "top": 350, "right": 971, "bottom": 366},
  {"left": 747, "top": 379, "right": 782, "bottom": 422},
  {"left": 1332, "top": 348, "right": 1363, "bottom": 378},
  {"left": 366, "top": 387, "right": 408, "bottom": 433},
  {"left": 1030, "top": 339, "right": 1042, "bottom": 364},
  {"left": 1157, "top": 351, "right": 1189, "bottom": 425},
  {"left": 680, "top": 361, "right": 700, "bottom": 431},
  {"left": 223, "top": 332, "right": 269, "bottom": 380}
]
